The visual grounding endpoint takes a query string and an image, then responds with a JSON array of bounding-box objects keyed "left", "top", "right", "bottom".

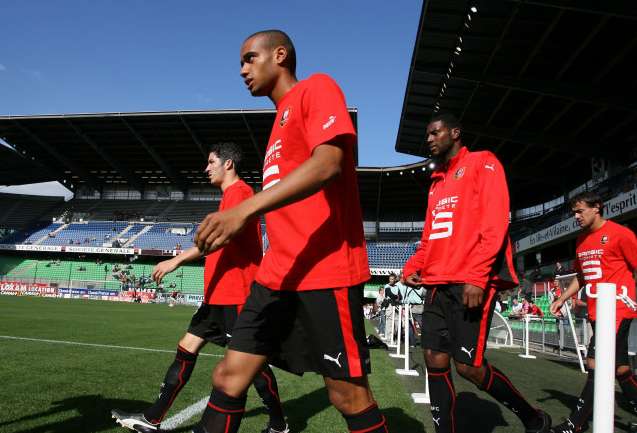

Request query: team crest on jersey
[
  {"left": 601, "top": 235, "right": 609, "bottom": 244},
  {"left": 279, "top": 107, "right": 291, "bottom": 126},
  {"left": 454, "top": 167, "right": 465, "bottom": 179}
]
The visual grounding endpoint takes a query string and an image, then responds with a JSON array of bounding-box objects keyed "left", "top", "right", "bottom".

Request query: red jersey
[
  {"left": 403, "top": 147, "right": 518, "bottom": 290},
  {"left": 204, "top": 180, "right": 262, "bottom": 304},
  {"left": 575, "top": 220, "right": 637, "bottom": 324},
  {"left": 256, "top": 74, "right": 370, "bottom": 291}
]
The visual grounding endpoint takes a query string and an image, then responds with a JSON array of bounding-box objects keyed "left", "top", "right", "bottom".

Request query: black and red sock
[
  {"left": 479, "top": 363, "right": 541, "bottom": 430},
  {"left": 343, "top": 403, "right": 388, "bottom": 433},
  {"left": 252, "top": 366, "right": 286, "bottom": 430},
  {"left": 198, "top": 389, "right": 246, "bottom": 433},
  {"left": 427, "top": 367, "right": 456, "bottom": 433},
  {"left": 564, "top": 369, "right": 594, "bottom": 428},
  {"left": 618, "top": 370, "right": 637, "bottom": 416},
  {"left": 144, "top": 344, "right": 197, "bottom": 423}
]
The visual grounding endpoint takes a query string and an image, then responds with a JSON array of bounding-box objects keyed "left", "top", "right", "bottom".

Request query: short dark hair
[
  {"left": 245, "top": 29, "right": 296, "bottom": 74},
  {"left": 429, "top": 112, "right": 463, "bottom": 132},
  {"left": 569, "top": 191, "right": 604, "bottom": 216},
  {"left": 209, "top": 142, "right": 243, "bottom": 172}
]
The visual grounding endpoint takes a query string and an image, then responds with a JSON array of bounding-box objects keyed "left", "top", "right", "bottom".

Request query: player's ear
[
  {"left": 450, "top": 127, "right": 460, "bottom": 140},
  {"left": 273, "top": 45, "right": 287, "bottom": 67},
  {"left": 224, "top": 159, "right": 234, "bottom": 171}
]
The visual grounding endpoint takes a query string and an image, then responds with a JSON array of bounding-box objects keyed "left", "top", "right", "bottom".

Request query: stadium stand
[{"left": 0, "top": 193, "right": 64, "bottom": 229}]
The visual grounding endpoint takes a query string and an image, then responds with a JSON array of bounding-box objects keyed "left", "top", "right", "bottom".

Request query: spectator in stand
[
  {"left": 384, "top": 273, "right": 402, "bottom": 304},
  {"left": 509, "top": 298, "right": 524, "bottom": 319},
  {"left": 553, "top": 261, "right": 566, "bottom": 277},
  {"left": 527, "top": 299, "right": 544, "bottom": 318}
]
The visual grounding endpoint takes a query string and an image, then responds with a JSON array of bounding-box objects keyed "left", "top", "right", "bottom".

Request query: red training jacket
[{"left": 403, "top": 146, "right": 518, "bottom": 290}]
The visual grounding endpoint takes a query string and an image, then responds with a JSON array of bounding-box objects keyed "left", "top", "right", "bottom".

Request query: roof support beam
[
  {"left": 415, "top": 70, "right": 637, "bottom": 112},
  {"left": 241, "top": 113, "right": 264, "bottom": 162},
  {"left": 120, "top": 118, "right": 186, "bottom": 191},
  {"left": 179, "top": 115, "right": 208, "bottom": 158},
  {"left": 11, "top": 121, "right": 99, "bottom": 190},
  {"left": 65, "top": 119, "right": 145, "bottom": 192},
  {"left": 503, "top": 0, "right": 637, "bottom": 21}
]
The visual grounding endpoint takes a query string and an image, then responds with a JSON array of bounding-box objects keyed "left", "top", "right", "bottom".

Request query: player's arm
[
  {"left": 550, "top": 276, "right": 581, "bottom": 316},
  {"left": 152, "top": 246, "right": 202, "bottom": 283},
  {"left": 195, "top": 142, "right": 344, "bottom": 254}
]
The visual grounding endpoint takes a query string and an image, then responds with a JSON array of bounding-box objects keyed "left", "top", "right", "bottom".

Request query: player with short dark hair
[
  {"left": 111, "top": 143, "right": 288, "bottom": 433},
  {"left": 549, "top": 192, "right": 637, "bottom": 433},
  {"left": 190, "top": 29, "right": 387, "bottom": 433},
  {"left": 403, "top": 112, "right": 552, "bottom": 433}
]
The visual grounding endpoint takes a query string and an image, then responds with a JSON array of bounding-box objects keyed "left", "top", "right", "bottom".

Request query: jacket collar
[{"left": 431, "top": 146, "right": 468, "bottom": 180}]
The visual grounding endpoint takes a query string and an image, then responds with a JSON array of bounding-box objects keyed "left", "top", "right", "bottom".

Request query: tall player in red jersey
[
  {"left": 191, "top": 30, "right": 387, "bottom": 433},
  {"left": 111, "top": 142, "right": 288, "bottom": 433},
  {"left": 549, "top": 191, "right": 637, "bottom": 433},
  {"left": 403, "top": 113, "right": 551, "bottom": 433}
]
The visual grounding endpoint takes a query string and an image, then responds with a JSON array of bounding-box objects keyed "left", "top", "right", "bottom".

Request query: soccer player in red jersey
[
  {"left": 191, "top": 30, "right": 387, "bottom": 433},
  {"left": 111, "top": 142, "right": 288, "bottom": 433},
  {"left": 549, "top": 191, "right": 637, "bottom": 433},
  {"left": 403, "top": 113, "right": 551, "bottom": 433}
]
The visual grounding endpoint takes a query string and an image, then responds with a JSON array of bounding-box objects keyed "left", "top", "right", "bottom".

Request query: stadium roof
[
  {"left": 0, "top": 109, "right": 357, "bottom": 192},
  {"left": 0, "top": 143, "right": 55, "bottom": 185},
  {"left": 396, "top": 0, "right": 637, "bottom": 207}
]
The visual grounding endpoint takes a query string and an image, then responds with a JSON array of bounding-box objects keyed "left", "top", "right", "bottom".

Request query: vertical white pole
[
  {"left": 390, "top": 305, "right": 405, "bottom": 358},
  {"left": 387, "top": 306, "right": 396, "bottom": 346},
  {"left": 590, "top": 283, "right": 616, "bottom": 433},
  {"left": 519, "top": 315, "right": 536, "bottom": 359},
  {"left": 397, "top": 305, "right": 419, "bottom": 375}
]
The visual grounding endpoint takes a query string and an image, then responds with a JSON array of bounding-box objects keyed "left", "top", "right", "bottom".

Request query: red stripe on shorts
[
  {"left": 474, "top": 286, "right": 496, "bottom": 367},
  {"left": 333, "top": 287, "right": 362, "bottom": 377}
]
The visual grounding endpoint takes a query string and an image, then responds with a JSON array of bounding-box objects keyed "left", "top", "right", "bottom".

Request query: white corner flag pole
[
  {"left": 563, "top": 299, "right": 587, "bottom": 374},
  {"left": 587, "top": 282, "right": 619, "bottom": 433}
]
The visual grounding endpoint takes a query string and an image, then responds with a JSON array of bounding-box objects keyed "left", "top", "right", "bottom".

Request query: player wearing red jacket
[
  {"left": 549, "top": 191, "right": 637, "bottom": 433},
  {"left": 403, "top": 113, "right": 551, "bottom": 433},
  {"left": 111, "top": 142, "right": 288, "bottom": 433},
  {"left": 191, "top": 30, "right": 386, "bottom": 433}
]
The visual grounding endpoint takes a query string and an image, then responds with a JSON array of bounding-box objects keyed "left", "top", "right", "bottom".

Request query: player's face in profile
[
  {"left": 426, "top": 120, "right": 455, "bottom": 159},
  {"left": 572, "top": 201, "right": 599, "bottom": 230},
  {"left": 240, "top": 35, "right": 275, "bottom": 97},
  {"left": 205, "top": 152, "right": 224, "bottom": 186}
]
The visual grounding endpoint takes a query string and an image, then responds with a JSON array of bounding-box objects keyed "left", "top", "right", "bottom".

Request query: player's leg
[
  {"left": 299, "top": 286, "right": 388, "bottom": 432},
  {"left": 615, "top": 320, "right": 637, "bottom": 418},
  {"left": 421, "top": 287, "right": 455, "bottom": 433},
  {"left": 194, "top": 283, "right": 287, "bottom": 433},
  {"left": 447, "top": 285, "right": 550, "bottom": 433}
]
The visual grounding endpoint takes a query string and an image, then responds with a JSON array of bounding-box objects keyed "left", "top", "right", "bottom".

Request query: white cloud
[{"left": 0, "top": 64, "right": 6, "bottom": 72}]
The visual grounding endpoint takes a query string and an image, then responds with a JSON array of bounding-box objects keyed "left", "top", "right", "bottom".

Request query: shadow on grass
[
  {"left": 0, "top": 394, "right": 151, "bottom": 433},
  {"left": 537, "top": 387, "right": 581, "bottom": 411},
  {"left": 455, "top": 392, "right": 510, "bottom": 433}
]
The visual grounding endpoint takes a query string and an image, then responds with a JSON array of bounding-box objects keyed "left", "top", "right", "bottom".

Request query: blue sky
[{"left": 0, "top": 0, "right": 424, "bottom": 197}]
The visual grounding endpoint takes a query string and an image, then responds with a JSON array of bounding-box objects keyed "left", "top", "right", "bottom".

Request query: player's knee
[
  {"left": 326, "top": 382, "right": 372, "bottom": 415},
  {"left": 616, "top": 365, "right": 631, "bottom": 376},
  {"left": 424, "top": 349, "right": 450, "bottom": 369},
  {"left": 454, "top": 361, "right": 482, "bottom": 385},
  {"left": 212, "top": 360, "right": 234, "bottom": 390}
]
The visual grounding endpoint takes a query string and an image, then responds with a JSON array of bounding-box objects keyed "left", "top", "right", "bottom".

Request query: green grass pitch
[{"left": 0, "top": 296, "right": 634, "bottom": 432}]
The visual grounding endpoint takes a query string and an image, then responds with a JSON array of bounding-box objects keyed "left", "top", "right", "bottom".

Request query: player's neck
[
  {"left": 220, "top": 173, "right": 240, "bottom": 192},
  {"left": 588, "top": 217, "right": 606, "bottom": 232},
  {"left": 270, "top": 73, "right": 298, "bottom": 106}
]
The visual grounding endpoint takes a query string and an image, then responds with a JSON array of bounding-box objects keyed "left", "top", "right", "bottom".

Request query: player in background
[
  {"left": 403, "top": 112, "right": 551, "bottom": 433},
  {"left": 111, "top": 142, "right": 288, "bottom": 433},
  {"left": 549, "top": 191, "right": 637, "bottom": 433},
  {"left": 190, "top": 30, "right": 387, "bottom": 433}
]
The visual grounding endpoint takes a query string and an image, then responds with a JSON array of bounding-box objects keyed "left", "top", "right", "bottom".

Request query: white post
[
  {"left": 564, "top": 299, "right": 586, "bottom": 373},
  {"left": 387, "top": 306, "right": 397, "bottom": 347},
  {"left": 588, "top": 283, "right": 618, "bottom": 433},
  {"left": 412, "top": 366, "right": 430, "bottom": 404},
  {"left": 390, "top": 305, "right": 405, "bottom": 359},
  {"left": 518, "top": 315, "right": 536, "bottom": 359},
  {"left": 397, "top": 305, "right": 419, "bottom": 376}
]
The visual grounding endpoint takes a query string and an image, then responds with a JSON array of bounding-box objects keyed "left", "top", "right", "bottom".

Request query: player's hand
[
  {"left": 550, "top": 299, "right": 564, "bottom": 317},
  {"left": 463, "top": 284, "right": 484, "bottom": 309},
  {"left": 195, "top": 206, "right": 248, "bottom": 254},
  {"left": 152, "top": 259, "right": 178, "bottom": 283},
  {"left": 404, "top": 273, "right": 423, "bottom": 287}
]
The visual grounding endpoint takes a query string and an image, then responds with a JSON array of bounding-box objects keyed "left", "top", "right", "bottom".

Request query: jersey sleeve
[
  {"left": 619, "top": 227, "right": 637, "bottom": 272},
  {"left": 302, "top": 74, "right": 356, "bottom": 152},
  {"left": 464, "top": 153, "right": 511, "bottom": 289},
  {"left": 403, "top": 186, "right": 434, "bottom": 277}
]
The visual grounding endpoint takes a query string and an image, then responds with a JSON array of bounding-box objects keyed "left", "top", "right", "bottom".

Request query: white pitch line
[
  {"left": 162, "top": 396, "right": 209, "bottom": 430},
  {"left": 0, "top": 335, "right": 222, "bottom": 357}
]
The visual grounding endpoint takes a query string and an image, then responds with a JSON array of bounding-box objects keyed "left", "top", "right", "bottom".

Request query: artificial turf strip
[{"left": 1, "top": 296, "right": 634, "bottom": 432}]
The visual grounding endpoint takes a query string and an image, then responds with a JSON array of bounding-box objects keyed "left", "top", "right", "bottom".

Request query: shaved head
[{"left": 245, "top": 29, "right": 296, "bottom": 74}]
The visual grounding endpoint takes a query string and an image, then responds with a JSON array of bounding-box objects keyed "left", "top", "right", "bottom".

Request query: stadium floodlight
[
  {"left": 428, "top": 162, "right": 436, "bottom": 170},
  {"left": 470, "top": 6, "right": 478, "bottom": 13}
]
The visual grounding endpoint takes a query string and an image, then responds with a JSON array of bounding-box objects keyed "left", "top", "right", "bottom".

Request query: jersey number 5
[
  {"left": 582, "top": 259, "right": 602, "bottom": 281},
  {"left": 429, "top": 212, "right": 453, "bottom": 240}
]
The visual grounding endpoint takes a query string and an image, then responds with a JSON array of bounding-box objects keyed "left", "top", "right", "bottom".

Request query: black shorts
[
  {"left": 228, "top": 282, "right": 371, "bottom": 379},
  {"left": 421, "top": 284, "right": 497, "bottom": 367},
  {"left": 187, "top": 303, "right": 241, "bottom": 347},
  {"left": 587, "top": 318, "right": 633, "bottom": 366}
]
